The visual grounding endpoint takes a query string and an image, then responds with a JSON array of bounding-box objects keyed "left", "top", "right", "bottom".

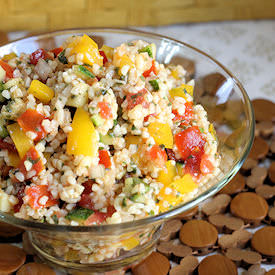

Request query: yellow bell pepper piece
[
  {"left": 69, "top": 34, "right": 103, "bottom": 67},
  {"left": 209, "top": 123, "right": 217, "bottom": 140},
  {"left": 148, "top": 122, "right": 173, "bottom": 149},
  {"left": 171, "top": 70, "right": 179, "bottom": 79},
  {"left": 7, "top": 123, "right": 33, "bottom": 159},
  {"left": 157, "top": 160, "right": 177, "bottom": 186},
  {"left": 121, "top": 237, "right": 140, "bottom": 251},
  {"left": 64, "top": 249, "right": 79, "bottom": 261},
  {"left": 7, "top": 152, "right": 20, "bottom": 167},
  {"left": 169, "top": 84, "right": 194, "bottom": 99},
  {"left": 118, "top": 54, "right": 134, "bottom": 76},
  {"left": 157, "top": 187, "right": 182, "bottom": 212},
  {"left": 2, "top": 52, "right": 17, "bottom": 61},
  {"left": 100, "top": 45, "right": 114, "bottom": 60},
  {"left": 125, "top": 134, "right": 141, "bottom": 148},
  {"left": 170, "top": 174, "right": 197, "bottom": 194},
  {"left": 113, "top": 52, "right": 134, "bottom": 76},
  {"left": 28, "top": 80, "right": 54, "bottom": 104},
  {"left": 67, "top": 107, "right": 97, "bottom": 157},
  {"left": 176, "top": 162, "right": 185, "bottom": 177}
]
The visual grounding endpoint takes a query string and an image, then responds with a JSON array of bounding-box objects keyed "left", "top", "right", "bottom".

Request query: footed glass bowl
[{"left": 0, "top": 28, "right": 254, "bottom": 274}]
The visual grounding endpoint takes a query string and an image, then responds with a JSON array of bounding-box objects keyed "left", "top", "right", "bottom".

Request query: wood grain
[{"left": 0, "top": 0, "right": 274, "bottom": 31}]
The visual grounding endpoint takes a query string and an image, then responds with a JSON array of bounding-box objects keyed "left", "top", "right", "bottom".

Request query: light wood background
[{"left": 0, "top": 0, "right": 275, "bottom": 31}]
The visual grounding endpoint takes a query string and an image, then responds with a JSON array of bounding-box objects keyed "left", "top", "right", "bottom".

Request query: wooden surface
[{"left": 0, "top": 0, "right": 275, "bottom": 31}]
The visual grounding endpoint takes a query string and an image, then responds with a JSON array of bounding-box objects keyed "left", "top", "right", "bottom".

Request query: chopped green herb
[
  {"left": 101, "top": 89, "right": 107, "bottom": 95},
  {"left": 52, "top": 214, "right": 58, "bottom": 224},
  {"left": 149, "top": 79, "right": 159, "bottom": 91},
  {"left": 122, "top": 197, "right": 127, "bottom": 207},
  {"left": 65, "top": 207, "right": 94, "bottom": 221},
  {"left": 149, "top": 210, "right": 155, "bottom": 216},
  {"left": 113, "top": 119, "right": 118, "bottom": 126},
  {"left": 128, "top": 42, "right": 134, "bottom": 46},
  {"left": 138, "top": 45, "right": 153, "bottom": 58},
  {"left": 187, "top": 154, "right": 194, "bottom": 159},
  {"left": 159, "top": 144, "right": 165, "bottom": 149},
  {"left": 27, "top": 157, "right": 40, "bottom": 165},
  {"left": 78, "top": 65, "right": 95, "bottom": 78},
  {"left": 199, "top": 127, "right": 204, "bottom": 133},
  {"left": 168, "top": 102, "right": 172, "bottom": 106},
  {"left": 58, "top": 50, "right": 68, "bottom": 64},
  {"left": 131, "top": 125, "right": 137, "bottom": 131},
  {"left": 140, "top": 75, "right": 145, "bottom": 81}
]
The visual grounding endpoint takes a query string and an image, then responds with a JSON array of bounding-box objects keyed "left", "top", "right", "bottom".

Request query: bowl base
[{"left": 29, "top": 230, "right": 159, "bottom": 274}]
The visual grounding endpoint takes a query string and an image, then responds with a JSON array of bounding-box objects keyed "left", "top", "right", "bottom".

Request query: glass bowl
[{"left": 0, "top": 28, "right": 254, "bottom": 274}]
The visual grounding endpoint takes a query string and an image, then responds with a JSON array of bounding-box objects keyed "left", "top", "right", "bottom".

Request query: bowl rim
[{"left": 0, "top": 27, "right": 255, "bottom": 233}]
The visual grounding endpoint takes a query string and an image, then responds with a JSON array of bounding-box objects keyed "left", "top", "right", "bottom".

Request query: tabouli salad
[{"left": 0, "top": 34, "right": 220, "bottom": 226}]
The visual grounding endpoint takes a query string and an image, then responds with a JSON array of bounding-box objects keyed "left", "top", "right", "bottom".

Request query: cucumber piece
[
  {"left": 91, "top": 114, "right": 104, "bottom": 127},
  {"left": 124, "top": 177, "right": 134, "bottom": 194},
  {"left": 0, "top": 125, "right": 8, "bottom": 138},
  {"left": 130, "top": 193, "right": 145, "bottom": 204},
  {"left": 66, "top": 93, "right": 88, "bottom": 108},
  {"left": 138, "top": 45, "right": 153, "bottom": 58},
  {"left": 0, "top": 117, "right": 8, "bottom": 138},
  {"left": 144, "top": 183, "right": 150, "bottom": 193},
  {"left": 4, "top": 78, "right": 21, "bottom": 90},
  {"left": 133, "top": 177, "right": 142, "bottom": 185},
  {"left": 65, "top": 207, "right": 94, "bottom": 222},
  {"left": 73, "top": 65, "right": 95, "bottom": 80},
  {"left": 78, "top": 65, "right": 95, "bottom": 79},
  {"left": 0, "top": 66, "right": 6, "bottom": 82},
  {"left": 99, "top": 133, "right": 113, "bottom": 145}
]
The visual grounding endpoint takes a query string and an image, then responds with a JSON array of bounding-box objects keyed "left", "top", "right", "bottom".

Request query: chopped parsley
[
  {"left": 27, "top": 157, "right": 40, "bottom": 165},
  {"left": 52, "top": 214, "right": 58, "bottom": 224},
  {"left": 149, "top": 79, "right": 159, "bottom": 91},
  {"left": 58, "top": 50, "right": 68, "bottom": 64}
]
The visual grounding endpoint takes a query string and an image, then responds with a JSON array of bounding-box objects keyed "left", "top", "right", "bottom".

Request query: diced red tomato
[
  {"left": 172, "top": 101, "right": 193, "bottom": 126},
  {"left": 78, "top": 180, "right": 95, "bottom": 210},
  {"left": 98, "top": 102, "right": 113, "bottom": 119},
  {"left": 30, "top": 48, "right": 52, "bottom": 65},
  {"left": 99, "top": 50, "right": 108, "bottom": 65},
  {"left": 185, "top": 147, "right": 204, "bottom": 177},
  {"left": 18, "top": 147, "right": 44, "bottom": 180},
  {"left": 26, "top": 185, "right": 57, "bottom": 210},
  {"left": 175, "top": 126, "right": 205, "bottom": 160},
  {"left": 99, "top": 150, "right": 111, "bottom": 168},
  {"left": 82, "top": 179, "right": 95, "bottom": 195},
  {"left": 148, "top": 145, "right": 167, "bottom": 167},
  {"left": 13, "top": 183, "right": 26, "bottom": 213},
  {"left": 126, "top": 88, "right": 149, "bottom": 110},
  {"left": 0, "top": 138, "right": 17, "bottom": 153},
  {"left": 142, "top": 60, "right": 157, "bottom": 78},
  {"left": 17, "top": 109, "right": 47, "bottom": 142},
  {"left": 84, "top": 205, "right": 116, "bottom": 225},
  {"left": 144, "top": 113, "right": 157, "bottom": 122},
  {"left": 50, "top": 47, "right": 63, "bottom": 57},
  {"left": 78, "top": 193, "right": 95, "bottom": 210},
  {"left": 0, "top": 60, "right": 14, "bottom": 79},
  {"left": 200, "top": 154, "right": 214, "bottom": 174},
  {"left": 0, "top": 165, "right": 12, "bottom": 178}
]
